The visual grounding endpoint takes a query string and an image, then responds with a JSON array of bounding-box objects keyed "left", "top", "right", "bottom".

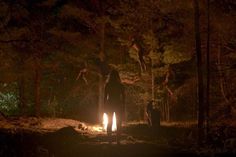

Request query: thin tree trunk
[
  {"left": 194, "top": 0, "right": 205, "bottom": 144},
  {"left": 163, "top": 68, "right": 172, "bottom": 122},
  {"left": 34, "top": 58, "right": 41, "bottom": 117},
  {"left": 165, "top": 100, "right": 167, "bottom": 121},
  {"left": 167, "top": 96, "right": 170, "bottom": 122},
  {"left": 98, "top": 20, "right": 105, "bottom": 123},
  {"left": 151, "top": 60, "right": 155, "bottom": 100},
  {"left": 164, "top": 100, "right": 166, "bottom": 121},
  {"left": 150, "top": 60, "right": 155, "bottom": 123},
  {"left": 122, "top": 47, "right": 127, "bottom": 122},
  {"left": 18, "top": 75, "right": 26, "bottom": 115},
  {"left": 18, "top": 55, "right": 26, "bottom": 115},
  {"left": 217, "top": 36, "right": 229, "bottom": 104},
  {"left": 206, "top": 0, "right": 210, "bottom": 138},
  {"left": 98, "top": 75, "right": 104, "bottom": 122}
]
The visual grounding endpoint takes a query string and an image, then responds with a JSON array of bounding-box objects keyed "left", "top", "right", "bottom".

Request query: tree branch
[{"left": 0, "top": 39, "right": 30, "bottom": 44}]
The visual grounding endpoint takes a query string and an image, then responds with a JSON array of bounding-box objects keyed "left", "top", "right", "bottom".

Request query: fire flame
[
  {"left": 103, "top": 113, "right": 108, "bottom": 131},
  {"left": 103, "top": 112, "right": 117, "bottom": 132},
  {"left": 112, "top": 112, "right": 117, "bottom": 131}
]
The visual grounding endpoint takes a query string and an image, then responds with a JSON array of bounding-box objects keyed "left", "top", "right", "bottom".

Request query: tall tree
[
  {"left": 206, "top": 0, "right": 210, "bottom": 138},
  {"left": 194, "top": 0, "right": 205, "bottom": 143},
  {"left": 98, "top": 0, "right": 106, "bottom": 123},
  {"left": 17, "top": 54, "right": 27, "bottom": 115}
]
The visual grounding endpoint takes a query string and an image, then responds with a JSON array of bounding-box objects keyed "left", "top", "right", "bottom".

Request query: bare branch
[{"left": 0, "top": 39, "right": 30, "bottom": 44}]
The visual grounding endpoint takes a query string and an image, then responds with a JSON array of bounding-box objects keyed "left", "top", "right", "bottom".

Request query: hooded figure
[{"left": 104, "top": 69, "right": 125, "bottom": 144}]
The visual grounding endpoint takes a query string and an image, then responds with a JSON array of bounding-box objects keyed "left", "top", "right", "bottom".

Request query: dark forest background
[{"left": 0, "top": 0, "right": 235, "bottom": 129}]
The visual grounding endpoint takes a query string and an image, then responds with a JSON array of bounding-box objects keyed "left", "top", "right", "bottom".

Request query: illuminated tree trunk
[
  {"left": 166, "top": 96, "right": 170, "bottom": 122},
  {"left": 194, "top": 0, "right": 205, "bottom": 144},
  {"left": 98, "top": 21, "right": 105, "bottom": 122},
  {"left": 164, "top": 100, "right": 167, "bottom": 121},
  {"left": 163, "top": 91, "right": 170, "bottom": 122},
  {"left": 98, "top": 76, "right": 104, "bottom": 122},
  {"left": 163, "top": 68, "right": 172, "bottom": 122},
  {"left": 151, "top": 60, "right": 155, "bottom": 100}
]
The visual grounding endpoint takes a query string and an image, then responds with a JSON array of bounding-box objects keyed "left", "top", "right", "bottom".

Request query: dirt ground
[{"left": 0, "top": 117, "right": 235, "bottom": 157}]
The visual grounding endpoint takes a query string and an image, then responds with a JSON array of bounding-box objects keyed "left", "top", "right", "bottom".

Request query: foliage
[
  {"left": 0, "top": 92, "right": 19, "bottom": 115},
  {"left": 163, "top": 45, "right": 192, "bottom": 64},
  {"left": 0, "top": 0, "right": 235, "bottom": 123}
]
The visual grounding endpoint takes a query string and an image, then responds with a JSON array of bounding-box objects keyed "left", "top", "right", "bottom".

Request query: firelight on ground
[{"left": 103, "top": 112, "right": 117, "bottom": 132}]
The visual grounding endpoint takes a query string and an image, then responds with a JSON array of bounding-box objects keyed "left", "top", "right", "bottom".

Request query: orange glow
[
  {"left": 112, "top": 112, "right": 117, "bottom": 131},
  {"left": 103, "top": 113, "right": 108, "bottom": 131},
  {"left": 103, "top": 112, "right": 117, "bottom": 132}
]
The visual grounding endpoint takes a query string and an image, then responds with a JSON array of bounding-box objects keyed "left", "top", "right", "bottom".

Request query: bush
[{"left": 0, "top": 92, "right": 19, "bottom": 115}]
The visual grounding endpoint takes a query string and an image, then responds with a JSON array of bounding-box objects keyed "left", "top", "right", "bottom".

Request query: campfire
[{"left": 103, "top": 112, "right": 117, "bottom": 132}]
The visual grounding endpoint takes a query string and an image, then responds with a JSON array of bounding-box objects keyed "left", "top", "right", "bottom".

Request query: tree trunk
[
  {"left": 194, "top": 0, "right": 205, "bottom": 144},
  {"left": 34, "top": 58, "right": 41, "bottom": 117},
  {"left": 98, "top": 75, "right": 104, "bottom": 122},
  {"left": 151, "top": 60, "right": 155, "bottom": 100},
  {"left": 164, "top": 68, "right": 172, "bottom": 122},
  {"left": 206, "top": 0, "right": 210, "bottom": 138},
  {"left": 18, "top": 76, "right": 26, "bottom": 115},
  {"left": 98, "top": 20, "right": 105, "bottom": 123},
  {"left": 217, "top": 36, "right": 229, "bottom": 103},
  {"left": 18, "top": 55, "right": 26, "bottom": 115},
  {"left": 167, "top": 96, "right": 170, "bottom": 122}
]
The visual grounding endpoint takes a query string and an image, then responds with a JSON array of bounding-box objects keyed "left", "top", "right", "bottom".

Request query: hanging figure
[
  {"left": 130, "top": 36, "right": 147, "bottom": 73},
  {"left": 104, "top": 69, "right": 125, "bottom": 144},
  {"left": 76, "top": 62, "right": 88, "bottom": 85}
]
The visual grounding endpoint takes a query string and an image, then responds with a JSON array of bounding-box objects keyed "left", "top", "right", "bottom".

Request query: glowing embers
[{"left": 103, "top": 112, "right": 117, "bottom": 132}]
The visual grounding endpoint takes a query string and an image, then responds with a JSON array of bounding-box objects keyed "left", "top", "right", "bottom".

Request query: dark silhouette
[
  {"left": 194, "top": 0, "right": 205, "bottom": 144},
  {"left": 146, "top": 100, "right": 154, "bottom": 126},
  {"left": 151, "top": 107, "right": 161, "bottom": 129},
  {"left": 104, "top": 69, "right": 125, "bottom": 144},
  {"left": 146, "top": 100, "right": 160, "bottom": 129}
]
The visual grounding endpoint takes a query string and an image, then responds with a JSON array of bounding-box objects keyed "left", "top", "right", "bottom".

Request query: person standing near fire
[{"left": 104, "top": 69, "right": 125, "bottom": 144}]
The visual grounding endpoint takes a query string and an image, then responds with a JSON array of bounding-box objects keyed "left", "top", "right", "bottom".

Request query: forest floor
[{"left": 0, "top": 116, "right": 236, "bottom": 157}]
